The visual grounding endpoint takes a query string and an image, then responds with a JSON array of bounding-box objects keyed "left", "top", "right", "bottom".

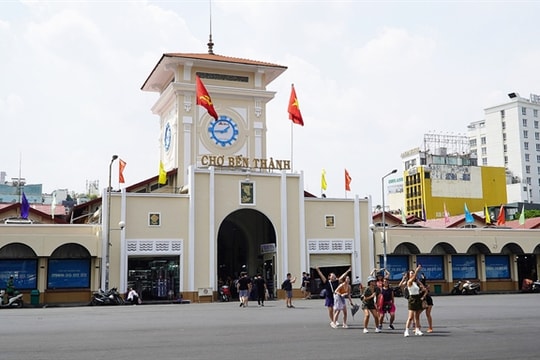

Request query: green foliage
[{"left": 514, "top": 209, "right": 540, "bottom": 220}]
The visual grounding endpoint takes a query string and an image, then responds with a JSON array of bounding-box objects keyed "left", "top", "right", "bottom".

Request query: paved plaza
[{"left": 0, "top": 293, "right": 538, "bottom": 360}]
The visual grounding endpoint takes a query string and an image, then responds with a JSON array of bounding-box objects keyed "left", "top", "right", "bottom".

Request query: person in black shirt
[
  {"left": 236, "top": 272, "right": 252, "bottom": 308},
  {"left": 253, "top": 274, "right": 267, "bottom": 307}
]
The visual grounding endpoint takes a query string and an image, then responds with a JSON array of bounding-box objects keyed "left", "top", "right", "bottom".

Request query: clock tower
[{"left": 141, "top": 52, "right": 287, "bottom": 187}]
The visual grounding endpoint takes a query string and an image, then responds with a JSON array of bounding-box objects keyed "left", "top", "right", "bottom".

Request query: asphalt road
[{"left": 0, "top": 293, "right": 538, "bottom": 360}]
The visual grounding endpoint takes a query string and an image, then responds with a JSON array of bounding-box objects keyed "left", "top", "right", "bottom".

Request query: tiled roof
[{"left": 163, "top": 53, "right": 286, "bottom": 68}]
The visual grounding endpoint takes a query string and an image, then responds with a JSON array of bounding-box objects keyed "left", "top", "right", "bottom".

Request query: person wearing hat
[{"left": 361, "top": 276, "right": 381, "bottom": 333}]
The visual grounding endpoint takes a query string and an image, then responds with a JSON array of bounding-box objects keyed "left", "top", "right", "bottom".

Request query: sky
[{"left": 2, "top": 0, "right": 540, "bottom": 206}]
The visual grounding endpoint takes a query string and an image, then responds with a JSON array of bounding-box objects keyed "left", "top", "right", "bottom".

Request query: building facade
[
  {"left": 400, "top": 133, "right": 507, "bottom": 220},
  {"left": 1, "top": 52, "right": 539, "bottom": 305},
  {"left": 468, "top": 92, "right": 540, "bottom": 203}
]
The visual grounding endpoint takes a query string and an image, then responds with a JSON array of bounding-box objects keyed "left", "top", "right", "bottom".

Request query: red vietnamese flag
[
  {"left": 196, "top": 75, "right": 219, "bottom": 120},
  {"left": 345, "top": 169, "right": 352, "bottom": 191},
  {"left": 496, "top": 204, "right": 506, "bottom": 226},
  {"left": 119, "top": 159, "right": 127, "bottom": 183},
  {"left": 288, "top": 84, "right": 304, "bottom": 126}
]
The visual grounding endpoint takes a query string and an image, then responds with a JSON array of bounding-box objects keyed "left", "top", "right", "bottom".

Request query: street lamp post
[
  {"left": 381, "top": 169, "right": 397, "bottom": 270},
  {"left": 105, "top": 155, "right": 119, "bottom": 291}
]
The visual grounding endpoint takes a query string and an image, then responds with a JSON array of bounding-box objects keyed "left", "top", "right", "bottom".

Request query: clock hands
[{"left": 214, "top": 125, "right": 230, "bottom": 134}]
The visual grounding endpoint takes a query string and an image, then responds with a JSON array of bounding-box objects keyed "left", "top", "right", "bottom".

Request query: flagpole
[{"left": 290, "top": 121, "right": 294, "bottom": 172}]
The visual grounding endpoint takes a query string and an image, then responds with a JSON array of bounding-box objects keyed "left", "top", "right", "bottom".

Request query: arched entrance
[{"left": 217, "top": 209, "right": 276, "bottom": 297}]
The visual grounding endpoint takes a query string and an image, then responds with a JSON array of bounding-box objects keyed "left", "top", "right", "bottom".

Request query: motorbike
[
  {"left": 219, "top": 285, "right": 231, "bottom": 302},
  {"left": 0, "top": 290, "right": 24, "bottom": 308},
  {"left": 451, "top": 280, "right": 480, "bottom": 295},
  {"left": 521, "top": 278, "right": 540, "bottom": 293},
  {"left": 91, "top": 287, "right": 125, "bottom": 306},
  {"left": 461, "top": 280, "right": 480, "bottom": 295}
]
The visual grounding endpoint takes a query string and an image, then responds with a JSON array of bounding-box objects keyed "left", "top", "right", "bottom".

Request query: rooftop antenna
[{"left": 207, "top": 0, "right": 215, "bottom": 54}]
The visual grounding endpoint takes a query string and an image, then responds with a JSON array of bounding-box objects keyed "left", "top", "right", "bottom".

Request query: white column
[
  {"left": 188, "top": 165, "right": 196, "bottom": 291},
  {"left": 353, "top": 195, "right": 362, "bottom": 281},
  {"left": 119, "top": 188, "right": 127, "bottom": 292},
  {"left": 209, "top": 166, "right": 215, "bottom": 289},
  {"left": 298, "top": 171, "right": 307, "bottom": 272},
  {"left": 280, "top": 171, "right": 288, "bottom": 280}
]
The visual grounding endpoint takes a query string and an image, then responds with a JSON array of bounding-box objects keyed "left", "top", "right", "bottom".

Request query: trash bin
[
  {"left": 30, "top": 289, "right": 40, "bottom": 306},
  {"left": 434, "top": 284, "right": 442, "bottom": 294}
]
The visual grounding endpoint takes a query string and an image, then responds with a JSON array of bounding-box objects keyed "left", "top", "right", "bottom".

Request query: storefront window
[
  {"left": 452, "top": 255, "right": 478, "bottom": 279},
  {"left": 47, "top": 259, "right": 90, "bottom": 289},
  {"left": 485, "top": 255, "right": 510, "bottom": 279},
  {"left": 384, "top": 255, "right": 409, "bottom": 281},
  {"left": 0, "top": 259, "right": 37, "bottom": 289},
  {"left": 416, "top": 255, "right": 445, "bottom": 280},
  {"left": 128, "top": 257, "right": 179, "bottom": 300}
]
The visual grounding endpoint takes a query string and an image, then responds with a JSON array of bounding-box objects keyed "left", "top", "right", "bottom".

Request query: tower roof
[{"left": 141, "top": 53, "right": 287, "bottom": 92}]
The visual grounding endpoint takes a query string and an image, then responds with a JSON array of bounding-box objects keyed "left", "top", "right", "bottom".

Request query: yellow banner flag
[
  {"left": 321, "top": 169, "right": 327, "bottom": 191},
  {"left": 158, "top": 161, "right": 167, "bottom": 185}
]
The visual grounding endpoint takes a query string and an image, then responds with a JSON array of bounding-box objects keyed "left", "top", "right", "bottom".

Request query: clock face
[
  {"left": 208, "top": 115, "right": 239, "bottom": 147},
  {"left": 164, "top": 122, "right": 172, "bottom": 151}
]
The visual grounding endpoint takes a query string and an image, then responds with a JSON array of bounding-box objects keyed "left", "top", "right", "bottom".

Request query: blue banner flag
[{"left": 21, "top": 192, "right": 30, "bottom": 219}]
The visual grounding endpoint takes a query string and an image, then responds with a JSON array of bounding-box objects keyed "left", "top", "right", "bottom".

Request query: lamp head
[
  {"left": 112, "top": 155, "right": 119, "bottom": 161},
  {"left": 118, "top": 221, "right": 125, "bottom": 230}
]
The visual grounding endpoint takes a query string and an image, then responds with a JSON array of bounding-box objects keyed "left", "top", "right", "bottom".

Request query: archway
[{"left": 217, "top": 209, "right": 276, "bottom": 297}]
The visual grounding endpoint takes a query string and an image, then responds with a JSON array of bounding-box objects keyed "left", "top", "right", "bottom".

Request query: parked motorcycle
[
  {"left": 521, "top": 278, "right": 540, "bottom": 293},
  {"left": 219, "top": 285, "right": 231, "bottom": 302},
  {"left": 0, "top": 290, "right": 24, "bottom": 308},
  {"left": 91, "top": 287, "right": 125, "bottom": 306},
  {"left": 451, "top": 280, "right": 480, "bottom": 295},
  {"left": 461, "top": 280, "right": 480, "bottom": 295},
  {"left": 451, "top": 280, "right": 462, "bottom": 295}
]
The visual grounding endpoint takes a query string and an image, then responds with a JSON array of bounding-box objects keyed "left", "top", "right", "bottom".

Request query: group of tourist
[{"left": 316, "top": 265, "right": 434, "bottom": 336}]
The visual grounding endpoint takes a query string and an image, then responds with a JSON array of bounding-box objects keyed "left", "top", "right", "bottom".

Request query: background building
[{"left": 468, "top": 92, "right": 540, "bottom": 204}]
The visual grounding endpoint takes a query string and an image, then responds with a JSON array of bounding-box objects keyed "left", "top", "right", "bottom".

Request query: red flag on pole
[
  {"left": 119, "top": 159, "right": 127, "bottom": 184},
  {"left": 288, "top": 84, "right": 304, "bottom": 126},
  {"left": 496, "top": 204, "right": 505, "bottom": 226},
  {"left": 345, "top": 169, "right": 352, "bottom": 191},
  {"left": 196, "top": 75, "right": 219, "bottom": 120}
]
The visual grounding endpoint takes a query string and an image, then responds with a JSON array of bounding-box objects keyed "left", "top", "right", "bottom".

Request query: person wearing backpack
[{"left": 281, "top": 273, "right": 296, "bottom": 308}]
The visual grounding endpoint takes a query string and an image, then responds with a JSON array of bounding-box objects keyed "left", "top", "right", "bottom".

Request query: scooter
[
  {"left": 451, "top": 280, "right": 463, "bottom": 295},
  {"left": 91, "top": 287, "right": 125, "bottom": 306},
  {"left": 219, "top": 285, "right": 231, "bottom": 302},
  {"left": 0, "top": 290, "right": 24, "bottom": 308},
  {"left": 461, "top": 280, "right": 480, "bottom": 295}
]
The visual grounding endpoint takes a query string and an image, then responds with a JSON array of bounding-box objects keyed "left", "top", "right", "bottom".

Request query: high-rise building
[
  {"left": 468, "top": 92, "right": 540, "bottom": 203},
  {"left": 398, "top": 133, "right": 507, "bottom": 220}
]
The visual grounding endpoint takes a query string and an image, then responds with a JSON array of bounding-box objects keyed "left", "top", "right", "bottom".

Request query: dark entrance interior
[
  {"left": 517, "top": 254, "right": 537, "bottom": 289},
  {"left": 217, "top": 209, "right": 276, "bottom": 297}
]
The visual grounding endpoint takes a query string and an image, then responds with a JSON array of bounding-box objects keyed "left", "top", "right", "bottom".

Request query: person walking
[
  {"left": 378, "top": 278, "right": 396, "bottom": 330},
  {"left": 253, "top": 274, "right": 267, "bottom": 307},
  {"left": 361, "top": 276, "right": 381, "bottom": 333},
  {"left": 237, "top": 272, "right": 252, "bottom": 308},
  {"left": 281, "top": 273, "right": 296, "bottom": 308},
  {"left": 301, "top": 272, "right": 311, "bottom": 299},
  {"left": 315, "top": 267, "right": 351, "bottom": 328},
  {"left": 404, "top": 265, "right": 425, "bottom": 337}
]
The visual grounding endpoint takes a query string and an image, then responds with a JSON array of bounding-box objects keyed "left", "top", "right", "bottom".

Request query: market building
[{"left": 1, "top": 46, "right": 540, "bottom": 305}]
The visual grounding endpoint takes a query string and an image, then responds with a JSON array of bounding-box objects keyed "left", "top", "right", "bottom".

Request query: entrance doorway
[
  {"left": 127, "top": 257, "right": 180, "bottom": 301},
  {"left": 217, "top": 209, "right": 276, "bottom": 298},
  {"left": 516, "top": 254, "right": 537, "bottom": 289}
]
